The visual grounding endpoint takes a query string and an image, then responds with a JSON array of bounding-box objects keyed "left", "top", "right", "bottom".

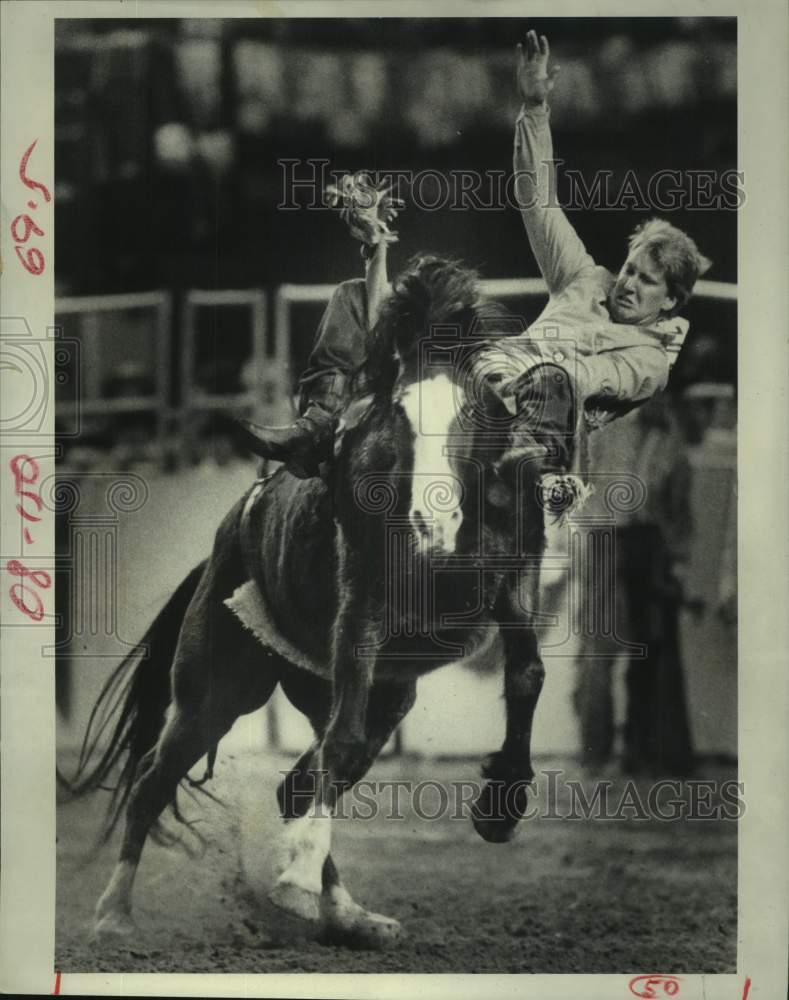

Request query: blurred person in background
[
  {"left": 573, "top": 391, "right": 700, "bottom": 776},
  {"left": 241, "top": 31, "right": 711, "bottom": 506}
]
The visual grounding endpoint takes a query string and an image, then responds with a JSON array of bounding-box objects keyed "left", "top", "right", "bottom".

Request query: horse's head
[
  {"left": 337, "top": 255, "right": 539, "bottom": 559},
  {"left": 395, "top": 353, "right": 534, "bottom": 557}
]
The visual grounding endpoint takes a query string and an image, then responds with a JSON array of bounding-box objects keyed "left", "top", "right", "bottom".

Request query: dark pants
[
  {"left": 298, "top": 278, "right": 369, "bottom": 415},
  {"left": 574, "top": 525, "right": 694, "bottom": 776},
  {"left": 506, "top": 362, "right": 578, "bottom": 473}
]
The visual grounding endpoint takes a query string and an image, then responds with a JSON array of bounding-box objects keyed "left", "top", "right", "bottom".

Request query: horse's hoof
[
  {"left": 269, "top": 877, "right": 321, "bottom": 923},
  {"left": 319, "top": 884, "right": 402, "bottom": 950},
  {"left": 471, "top": 809, "right": 519, "bottom": 843},
  {"left": 470, "top": 776, "right": 530, "bottom": 842},
  {"left": 92, "top": 910, "right": 137, "bottom": 942},
  {"left": 320, "top": 911, "right": 402, "bottom": 951}
]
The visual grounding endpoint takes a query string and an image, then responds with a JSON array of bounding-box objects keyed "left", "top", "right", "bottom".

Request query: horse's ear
[{"left": 334, "top": 395, "right": 375, "bottom": 458}]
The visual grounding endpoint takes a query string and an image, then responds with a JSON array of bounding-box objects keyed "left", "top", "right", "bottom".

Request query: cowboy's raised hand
[{"left": 516, "top": 30, "right": 561, "bottom": 107}]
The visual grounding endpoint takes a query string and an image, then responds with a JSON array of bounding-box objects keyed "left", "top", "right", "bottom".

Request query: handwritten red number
[
  {"left": 628, "top": 975, "right": 682, "bottom": 999},
  {"left": 7, "top": 458, "right": 47, "bottom": 619},
  {"left": 9, "top": 584, "right": 44, "bottom": 622},
  {"left": 19, "top": 140, "right": 51, "bottom": 203},
  {"left": 16, "top": 490, "right": 43, "bottom": 522},
  {"left": 11, "top": 213, "right": 45, "bottom": 244},
  {"left": 14, "top": 245, "right": 46, "bottom": 275},
  {"left": 13, "top": 142, "right": 48, "bottom": 276},
  {"left": 7, "top": 560, "right": 51, "bottom": 622},
  {"left": 10, "top": 454, "right": 41, "bottom": 491},
  {"left": 7, "top": 560, "right": 52, "bottom": 591},
  {"left": 10, "top": 456, "right": 42, "bottom": 520}
]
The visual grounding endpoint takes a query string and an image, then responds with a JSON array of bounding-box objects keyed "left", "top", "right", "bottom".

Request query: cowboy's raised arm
[{"left": 513, "top": 31, "right": 594, "bottom": 294}]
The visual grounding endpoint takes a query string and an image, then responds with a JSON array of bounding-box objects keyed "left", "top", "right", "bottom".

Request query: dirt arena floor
[{"left": 57, "top": 750, "right": 737, "bottom": 974}]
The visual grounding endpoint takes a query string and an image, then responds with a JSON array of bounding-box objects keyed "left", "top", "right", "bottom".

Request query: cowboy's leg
[
  {"left": 238, "top": 246, "right": 388, "bottom": 477},
  {"left": 296, "top": 275, "right": 370, "bottom": 418},
  {"left": 238, "top": 170, "right": 401, "bottom": 476},
  {"left": 503, "top": 341, "right": 669, "bottom": 449},
  {"left": 508, "top": 362, "right": 578, "bottom": 473},
  {"left": 498, "top": 345, "right": 668, "bottom": 518},
  {"left": 237, "top": 279, "right": 368, "bottom": 476}
]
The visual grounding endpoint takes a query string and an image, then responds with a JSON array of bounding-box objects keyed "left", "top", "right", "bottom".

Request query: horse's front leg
[
  {"left": 271, "top": 571, "right": 379, "bottom": 919},
  {"left": 472, "top": 569, "right": 545, "bottom": 843}
]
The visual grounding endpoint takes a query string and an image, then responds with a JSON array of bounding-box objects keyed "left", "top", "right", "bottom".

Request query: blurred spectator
[
  {"left": 574, "top": 393, "right": 699, "bottom": 776},
  {"left": 716, "top": 481, "right": 737, "bottom": 627}
]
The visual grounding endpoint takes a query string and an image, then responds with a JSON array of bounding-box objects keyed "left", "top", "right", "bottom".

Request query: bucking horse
[{"left": 66, "top": 256, "right": 571, "bottom": 949}]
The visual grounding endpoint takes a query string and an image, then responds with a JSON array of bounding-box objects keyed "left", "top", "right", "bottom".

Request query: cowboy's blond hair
[{"left": 628, "top": 218, "right": 712, "bottom": 313}]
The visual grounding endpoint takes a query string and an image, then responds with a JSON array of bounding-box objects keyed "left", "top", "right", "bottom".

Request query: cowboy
[{"left": 240, "top": 31, "right": 711, "bottom": 491}]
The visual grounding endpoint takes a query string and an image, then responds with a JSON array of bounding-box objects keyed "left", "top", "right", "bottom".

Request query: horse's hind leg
[
  {"left": 273, "top": 673, "right": 415, "bottom": 947},
  {"left": 94, "top": 584, "right": 278, "bottom": 939},
  {"left": 94, "top": 701, "right": 221, "bottom": 938}
]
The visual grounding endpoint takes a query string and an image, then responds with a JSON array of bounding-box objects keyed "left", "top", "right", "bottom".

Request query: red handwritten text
[
  {"left": 628, "top": 975, "right": 682, "bottom": 999},
  {"left": 12, "top": 140, "right": 51, "bottom": 276},
  {"left": 6, "top": 455, "right": 51, "bottom": 621}
]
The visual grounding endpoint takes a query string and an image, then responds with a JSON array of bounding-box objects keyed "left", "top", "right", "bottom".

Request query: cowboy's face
[{"left": 609, "top": 248, "right": 677, "bottom": 325}]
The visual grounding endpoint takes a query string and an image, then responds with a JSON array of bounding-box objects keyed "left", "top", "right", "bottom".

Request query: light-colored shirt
[{"left": 502, "top": 103, "right": 688, "bottom": 424}]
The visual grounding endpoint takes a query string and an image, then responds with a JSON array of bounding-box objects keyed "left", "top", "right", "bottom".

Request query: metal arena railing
[
  {"left": 54, "top": 291, "right": 173, "bottom": 447},
  {"left": 54, "top": 278, "right": 737, "bottom": 455},
  {"left": 274, "top": 276, "right": 737, "bottom": 393}
]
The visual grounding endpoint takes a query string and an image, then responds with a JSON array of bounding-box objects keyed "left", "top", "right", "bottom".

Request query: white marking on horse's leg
[
  {"left": 401, "top": 373, "right": 464, "bottom": 554},
  {"left": 93, "top": 860, "right": 138, "bottom": 938},
  {"left": 269, "top": 812, "right": 331, "bottom": 922},
  {"left": 320, "top": 882, "right": 402, "bottom": 949}
]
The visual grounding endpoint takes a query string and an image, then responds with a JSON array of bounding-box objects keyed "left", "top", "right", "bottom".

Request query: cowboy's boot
[
  {"left": 509, "top": 363, "right": 592, "bottom": 522},
  {"left": 238, "top": 372, "right": 348, "bottom": 479}
]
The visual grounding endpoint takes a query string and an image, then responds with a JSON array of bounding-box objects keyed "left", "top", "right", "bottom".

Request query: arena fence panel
[
  {"left": 180, "top": 288, "right": 282, "bottom": 438},
  {"left": 55, "top": 291, "right": 173, "bottom": 456}
]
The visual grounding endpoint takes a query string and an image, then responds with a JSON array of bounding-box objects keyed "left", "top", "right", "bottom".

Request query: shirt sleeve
[
  {"left": 583, "top": 346, "right": 670, "bottom": 403},
  {"left": 581, "top": 346, "right": 671, "bottom": 429},
  {"left": 513, "top": 103, "right": 596, "bottom": 295}
]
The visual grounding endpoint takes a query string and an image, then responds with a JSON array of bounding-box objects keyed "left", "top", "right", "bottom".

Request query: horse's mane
[{"left": 353, "top": 254, "right": 516, "bottom": 400}]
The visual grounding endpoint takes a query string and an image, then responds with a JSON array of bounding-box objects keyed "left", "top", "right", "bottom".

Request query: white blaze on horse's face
[{"left": 401, "top": 372, "right": 464, "bottom": 554}]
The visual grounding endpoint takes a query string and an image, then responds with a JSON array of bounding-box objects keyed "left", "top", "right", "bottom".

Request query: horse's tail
[{"left": 59, "top": 560, "right": 207, "bottom": 841}]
